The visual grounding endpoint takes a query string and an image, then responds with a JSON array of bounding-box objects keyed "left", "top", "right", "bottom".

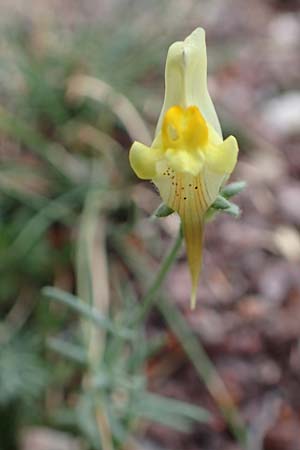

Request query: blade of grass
[
  {"left": 76, "top": 172, "right": 110, "bottom": 363},
  {"left": 0, "top": 106, "right": 73, "bottom": 184},
  {"left": 66, "top": 74, "right": 151, "bottom": 144},
  {"left": 75, "top": 162, "right": 114, "bottom": 450},
  {"left": 2, "top": 186, "right": 85, "bottom": 267}
]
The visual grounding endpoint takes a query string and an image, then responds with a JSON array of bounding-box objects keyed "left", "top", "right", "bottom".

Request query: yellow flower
[{"left": 129, "top": 28, "right": 238, "bottom": 308}]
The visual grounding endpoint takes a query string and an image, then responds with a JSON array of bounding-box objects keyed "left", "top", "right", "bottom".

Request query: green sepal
[
  {"left": 206, "top": 194, "right": 241, "bottom": 220},
  {"left": 212, "top": 195, "right": 232, "bottom": 210},
  {"left": 204, "top": 207, "right": 218, "bottom": 222},
  {"left": 221, "top": 181, "right": 246, "bottom": 198},
  {"left": 152, "top": 203, "right": 174, "bottom": 218},
  {"left": 221, "top": 201, "right": 240, "bottom": 217}
]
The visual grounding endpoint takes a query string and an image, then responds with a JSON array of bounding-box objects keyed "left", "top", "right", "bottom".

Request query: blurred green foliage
[{"left": 0, "top": 12, "right": 215, "bottom": 450}]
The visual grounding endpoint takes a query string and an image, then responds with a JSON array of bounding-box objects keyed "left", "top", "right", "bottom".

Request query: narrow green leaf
[
  {"left": 1, "top": 186, "right": 85, "bottom": 270},
  {"left": 42, "top": 287, "right": 133, "bottom": 339},
  {"left": 0, "top": 107, "right": 71, "bottom": 183},
  {"left": 47, "top": 337, "right": 87, "bottom": 365},
  {"left": 136, "top": 393, "right": 211, "bottom": 432},
  {"left": 76, "top": 394, "right": 102, "bottom": 450}
]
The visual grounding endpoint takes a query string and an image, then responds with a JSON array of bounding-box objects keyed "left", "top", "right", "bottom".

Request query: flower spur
[{"left": 129, "top": 28, "right": 239, "bottom": 308}]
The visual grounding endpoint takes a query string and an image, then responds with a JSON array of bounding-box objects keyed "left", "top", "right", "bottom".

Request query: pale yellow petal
[
  {"left": 202, "top": 168, "right": 225, "bottom": 206},
  {"left": 184, "top": 28, "right": 222, "bottom": 137},
  {"left": 155, "top": 41, "right": 185, "bottom": 136},
  {"left": 155, "top": 28, "right": 222, "bottom": 138},
  {"left": 206, "top": 135, "right": 239, "bottom": 174},
  {"left": 175, "top": 173, "right": 205, "bottom": 309},
  {"left": 154, "top": 172, "right": 207, "bottom": 308},
  {"left": 129, "top": 141, "right": 161, "bottom": 180}
]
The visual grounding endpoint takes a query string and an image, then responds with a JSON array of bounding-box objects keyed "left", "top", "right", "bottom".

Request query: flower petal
[
  {"left": 183, "top": 212, "right": 204, "bottom": 309},
  {"left": 129, "top": 141, "right": 161, "bottom": 180},
  {"left": 154, "top": 172, "right": 208, "bottom": 308},
  {"left": 155, "top": 28, "right": 222, "bottom": 138},
  {"left": 165, "top": 148, "right": 204, "bottom": 176},
  {"left": 202, "top": 168, "right": 226, "bottom": 206},
  {"left": 206, "top": 135, "right": 239, "bottom": 174}
]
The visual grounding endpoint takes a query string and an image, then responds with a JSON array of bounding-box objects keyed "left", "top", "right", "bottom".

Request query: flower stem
[{"left": 133, "top": 227, "right": 183, "bottom": 324}]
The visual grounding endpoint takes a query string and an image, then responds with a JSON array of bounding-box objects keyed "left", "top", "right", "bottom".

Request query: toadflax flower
[{"left": 129, "top": 28, "right": 239, "bottom": 308}]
